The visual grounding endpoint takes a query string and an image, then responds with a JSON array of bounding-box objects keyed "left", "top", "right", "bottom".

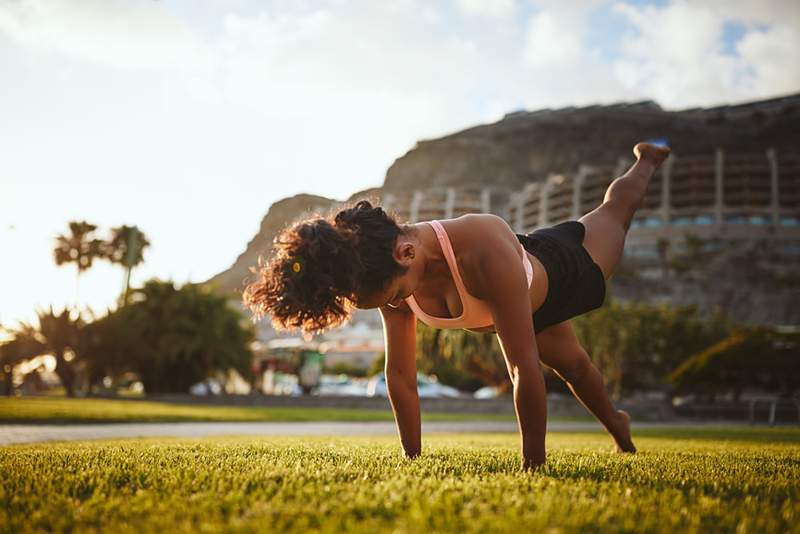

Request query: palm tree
[
  {"left": 53, "top": 221, "right": 105, "bottom": 307},
  {"left": 105, "top": 225, "right": 150, "bottom": 305},
  {"left": 0, "top": 335, "right": 39, "bottom": 396},
  {"left": 14, "top": 307, "right": 83, "bottom": 397}
]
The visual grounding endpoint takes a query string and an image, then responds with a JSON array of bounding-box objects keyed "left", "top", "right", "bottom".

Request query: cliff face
[{"left": 383, "top": 95, "right": 800, "bottom": 191}]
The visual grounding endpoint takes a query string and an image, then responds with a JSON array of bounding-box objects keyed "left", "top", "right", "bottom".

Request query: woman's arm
[
  {"left": 379, "top": 304, "right": 421, "bottom": 458},
  {"left": 471, "top": 216, "right": 547, "bottom": 470}
]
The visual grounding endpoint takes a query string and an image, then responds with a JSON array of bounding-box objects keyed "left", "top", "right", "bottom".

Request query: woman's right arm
[{"left": 379, "top": 304, "right": 421, "bottom": 458}]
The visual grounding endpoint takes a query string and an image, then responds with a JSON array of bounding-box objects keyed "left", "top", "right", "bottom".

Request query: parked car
[
  {"left": 313, "top": 374, "right": 369, "bottom": 396},
  {"left": 473, "top": 386, "right": 503, "bottom": 399},
  {"left": 366, "top": 373, "right": 463, "bottom": 398},
  {"left": 189, "top": 378, "right": 223, "bottom": 396}
]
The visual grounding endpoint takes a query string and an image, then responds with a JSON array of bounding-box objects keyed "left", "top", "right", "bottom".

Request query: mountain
[{"left": 383, "top": 94, "right": 800, "bottom": 191}]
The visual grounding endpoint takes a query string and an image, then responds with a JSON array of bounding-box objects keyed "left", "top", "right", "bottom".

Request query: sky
[{"left": 1, "top": 0, "right": 798, "bottom": 328}]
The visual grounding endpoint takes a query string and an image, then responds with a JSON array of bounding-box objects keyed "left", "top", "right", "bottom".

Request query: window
[{"left": 724, "top": 214, "right": 747, "bottom": 225}]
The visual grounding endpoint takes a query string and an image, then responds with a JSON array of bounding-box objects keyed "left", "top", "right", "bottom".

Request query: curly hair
[{"left": 243, "top": 199, "right": 409, "bottom": 334}]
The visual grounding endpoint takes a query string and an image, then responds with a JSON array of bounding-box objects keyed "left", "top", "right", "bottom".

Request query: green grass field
[
  {"left": 0, "top": 397, "right": 522, "bottom": 424},
  {"left": 2, "top": 428, "right": 798, "bottom": 533}
]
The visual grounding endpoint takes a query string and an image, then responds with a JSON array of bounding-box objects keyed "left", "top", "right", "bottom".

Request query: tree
[
  {"left": 53, "top": 221, "right": 105, "bottom": 307},
  {"left": 108, "top": 280, "right": 255, "bottom": 394},
  {"left": 105, "top": 225, "right": 150, "bottom": 305},
  {"left": 77, "top": 308, "right": 136, "bottom": 392},
  {"left": 572, "top": 300, "right": 730, "bottom": 399},
  {"left": 12, "top": 308, "right": 84, "bottom": 397},
  {"left": 416, "top": 323, "right": 508, "bottom": 392},
  {"left": 668, "top": 326, "right": 800, "bottom": 400},
  {"left": 0, "top": 336, "right": 40, "bottom": 396}
]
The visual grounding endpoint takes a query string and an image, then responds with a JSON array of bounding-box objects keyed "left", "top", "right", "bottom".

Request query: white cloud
[
  {"left": 456, "top": 0, "right": 516, "bottom": 18},
  {"left": 612, "top": 0, "right": 800, "bottom": 107},
  {"left": 736, "top": 24, "right": 800, "bottom": 95},
  {"left": 0, "top": 0, "right": 213, "bottom": 70},
  {"left": 524, "top": 11, "right": 583, "bottom": 67}
]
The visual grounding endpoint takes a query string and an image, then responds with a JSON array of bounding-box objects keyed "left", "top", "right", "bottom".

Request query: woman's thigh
[{"left": 578, "top": 204, "right": 628, "bottom": 281}]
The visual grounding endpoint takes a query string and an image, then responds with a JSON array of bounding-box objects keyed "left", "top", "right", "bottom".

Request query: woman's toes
[{"left": 633, "top": 142, "right": 671, "bottom": 167}]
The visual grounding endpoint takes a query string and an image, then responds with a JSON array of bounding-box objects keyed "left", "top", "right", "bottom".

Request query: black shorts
[{"left": 516, "top": 221, "right": 606, "bottom": 333}]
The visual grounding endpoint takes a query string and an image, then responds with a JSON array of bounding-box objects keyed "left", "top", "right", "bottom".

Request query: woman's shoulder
[
  {"left": 437, "top": 213, "right": 514, "bottom": 242},
  {"left": 435, "top": 213, "right": 509, "bottom": 233},
  {"left": 436, "top": 213, "right": 521, "bottom": 293}
]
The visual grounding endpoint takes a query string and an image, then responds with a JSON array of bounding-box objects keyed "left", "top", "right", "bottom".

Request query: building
[{"left": 383, "top": 148, "right": 800, "bottom": 270}]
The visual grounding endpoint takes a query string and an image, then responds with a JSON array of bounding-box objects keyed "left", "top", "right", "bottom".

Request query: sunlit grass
[
  {"left": 0, "top": 396, "right": 522, "bottom": 424},
  {"left": 1, "top": 429, "right": 798, "bottom": 533}
]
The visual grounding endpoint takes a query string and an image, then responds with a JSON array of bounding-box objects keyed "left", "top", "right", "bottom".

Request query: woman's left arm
[{"left": 471, "top": 217, "right": 547, "bottom": 470}]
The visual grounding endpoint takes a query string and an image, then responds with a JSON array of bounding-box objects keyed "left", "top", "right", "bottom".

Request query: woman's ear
[{"left": 395, "top": 241, "right": 415, "bottom": 266}]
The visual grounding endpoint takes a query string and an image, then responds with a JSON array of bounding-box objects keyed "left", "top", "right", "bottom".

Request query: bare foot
[
  {"left": 612, "top": 410, "right": 637, "bottom": 454},
  {"left": 633, "top": 142, "right": 671, "bottom": 168}
]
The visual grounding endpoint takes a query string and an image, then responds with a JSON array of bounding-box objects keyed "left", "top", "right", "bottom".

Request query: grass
[
  {"left": 0, "top": 396, "right": 524, "bottom": 424},
  {"left": 1, "top": 428, "right": 798, "bottom": 533}
]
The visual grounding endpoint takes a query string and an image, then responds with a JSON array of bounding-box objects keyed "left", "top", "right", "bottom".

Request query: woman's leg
[
  {"left": 579, "top": 142, "right": 671, "bottom": 280},
  {"left": 536, "top": 320, "right": 635, "bottom": 452}
]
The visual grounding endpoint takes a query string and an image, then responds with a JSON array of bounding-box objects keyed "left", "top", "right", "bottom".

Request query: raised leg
[
  {"left": 579, "top": 142, "right": 671, "bottom": 280},
  {"left": 536, "top": 320, "right": 636, "bottom": 453}
]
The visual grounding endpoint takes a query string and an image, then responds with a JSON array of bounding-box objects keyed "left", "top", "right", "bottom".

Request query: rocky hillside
[{"left": 383, "top": 93, "right": 800, "bottom": 191}]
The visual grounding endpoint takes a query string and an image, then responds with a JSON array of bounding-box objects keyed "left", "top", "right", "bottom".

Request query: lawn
[
  {"left": 0, "top": 397, "right": 520, "bottom": 424},
  {"left": 1, "top": 428, "right": 798, "bottom": 533}
]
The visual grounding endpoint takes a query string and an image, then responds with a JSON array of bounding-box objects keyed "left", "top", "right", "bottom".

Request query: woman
[{"left": 244, "top": 142, "right": 671, "bottom": 470}]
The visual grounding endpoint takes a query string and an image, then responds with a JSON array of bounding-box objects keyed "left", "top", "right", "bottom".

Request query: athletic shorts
[{"left": 515, "top": 221, "right": 606, "bottom": 333}]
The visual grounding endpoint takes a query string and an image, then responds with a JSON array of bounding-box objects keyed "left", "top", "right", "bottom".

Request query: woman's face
[
  {"left": 355, "top": 268, "right": 416, "bottom": 310},
  {"left": 355, "top": 232, "right": 424, "bottom": 310},
  {"left": 380, "top": 271, "right": 416, "bottom": 309}
]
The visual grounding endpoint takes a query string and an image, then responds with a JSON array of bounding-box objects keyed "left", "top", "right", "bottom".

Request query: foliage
[
  {"left": 53, "top": 221, "right": 106, "bottom": 306},
  {"left": 416, "top": 323, "right": 503, "bottom": 392},
  {"left": 77, "top": 309, "right": 135, "bottom": 391},
  {"left": 411, "top": 301, "right": 730, "bottom": 398},
  {"left": 0, "top": 336, "right": 42, "bottom": 396},
  {"left": 572, "top": 300, "right": 730, "bottom": 399},
  {"left": 94, "top": 280, "right": 257, "bottom": 394},
  {"left": 1, "top": 431, "right": 798, "bottom": 533},
  {"left": 367, "top": 352, "right": 385, "bottom": 376},
  {"left": 52, "top": 221, "right": 105, "bottom": 275},
  {"left": 668, "top": 326, "right": 800, "bottom": 398},
  {"left": 7, "top": 308, "right": 84, "bottom": 397},
  {"left": 105, "top": 225, "right": 150, "bottom": 305},
  {"left": 323, "top": 361, "right": 368, "bottom": 377},
  {"left": 53, "top": 220, "right": 151, "bottom": 307}
]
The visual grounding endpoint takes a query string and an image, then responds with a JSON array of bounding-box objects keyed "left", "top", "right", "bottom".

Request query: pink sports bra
[{"left": 404, "top": 220, "right": 534, "bottom": 329}]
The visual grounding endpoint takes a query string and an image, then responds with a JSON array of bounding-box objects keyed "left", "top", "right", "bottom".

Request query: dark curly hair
[{"left": 243, "top": 199, "right": 409, "bottom": 334}]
